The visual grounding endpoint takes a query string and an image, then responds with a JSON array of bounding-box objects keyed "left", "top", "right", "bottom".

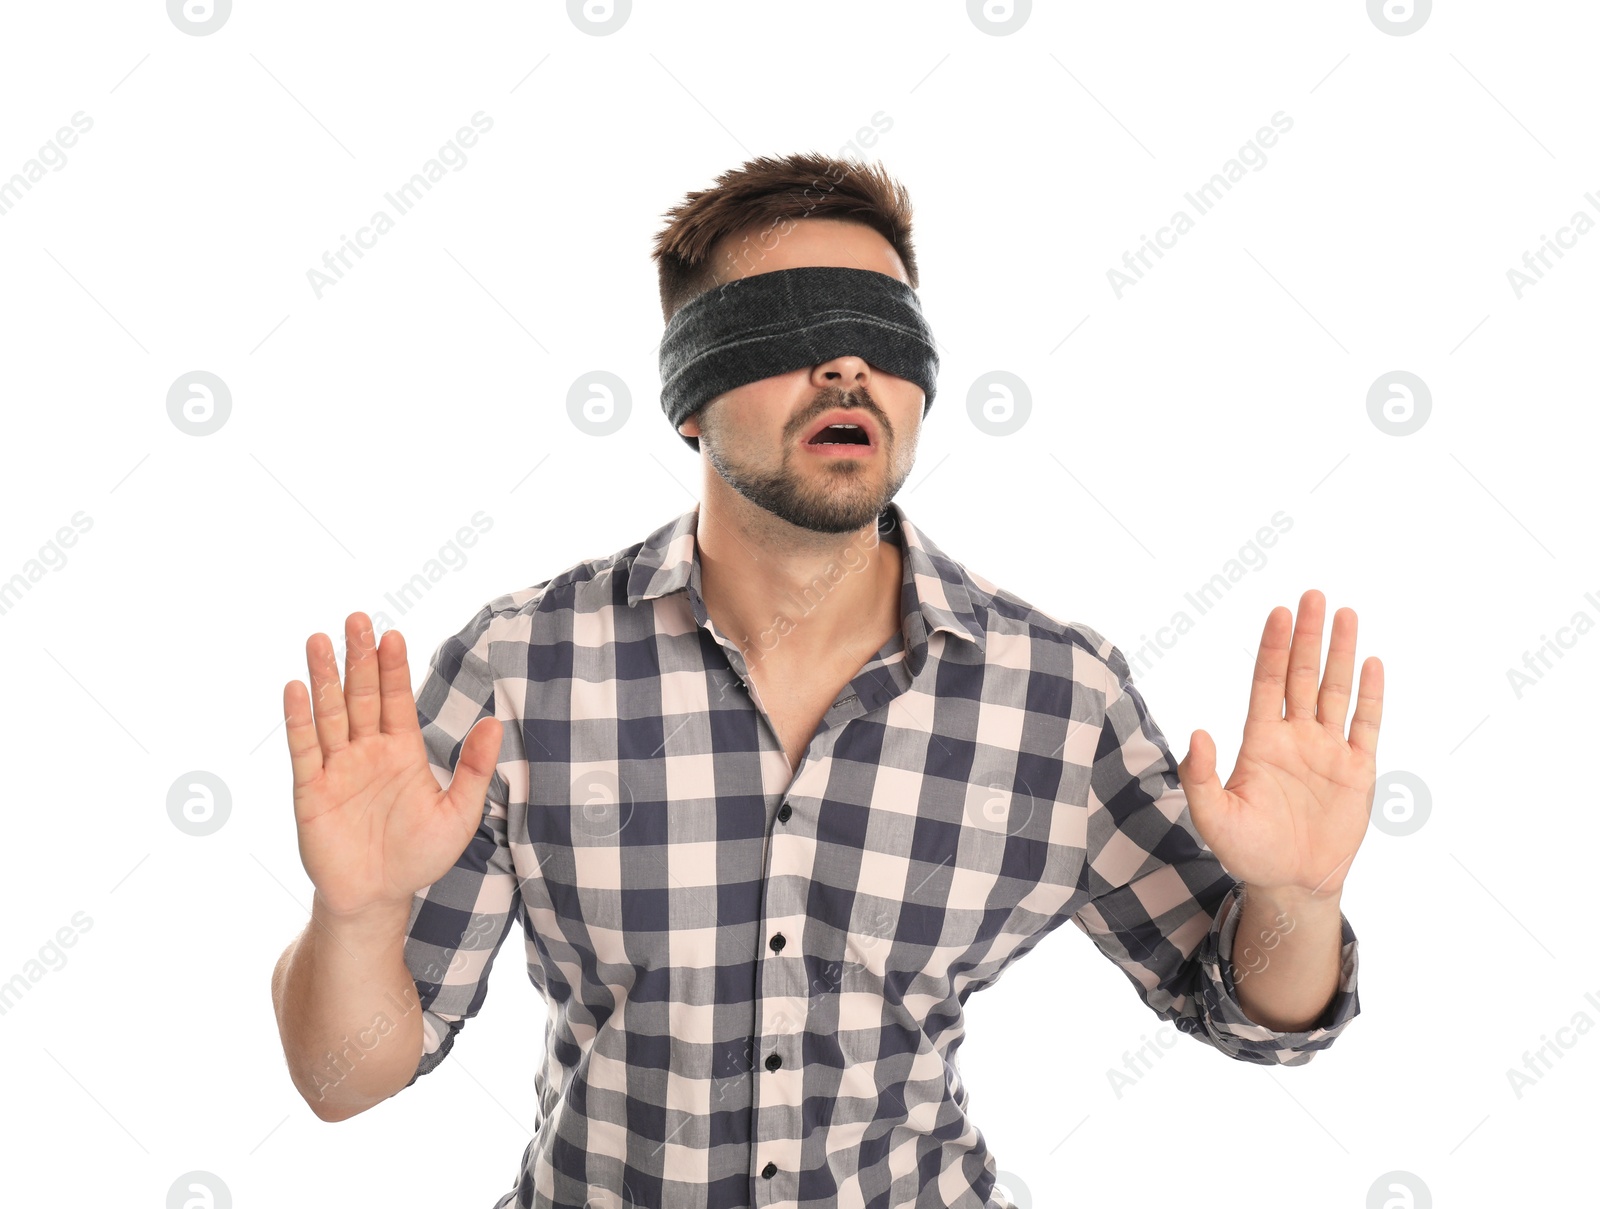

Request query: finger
[
  {"left": 1245, "top": 606, "right": 1293, "bottom": 723},
  {"left": 1283, "top": 589, "right": 1325, "bottom": 721},
  {"left": 305, "top": 631, "right": 350, "bottom": 757},
  {"left": 1347, "top": 655, "right": 1385, "bottom": 759},
  {"left": 1317, "top": 606, "right": 1358, "bottom": 735},
  {"left": 1178, "top": 729, "right": 1228, "bottom": 833},
  {"left": 377, "top": 628, "right": 420, "bottom": 736},
  {"left": 343, "top": 613, "right": 382, "bottom": 740},
  {"left": 283, "top": 679, "right": 324, "bottom": 791},
  {"left": 444, "top": 716, "right": 504, "bottom": 823}
]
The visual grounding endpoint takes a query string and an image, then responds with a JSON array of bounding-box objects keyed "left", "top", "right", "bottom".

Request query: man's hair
[{"left": 650, "top": 151, "right": 920, "bottom": 325}]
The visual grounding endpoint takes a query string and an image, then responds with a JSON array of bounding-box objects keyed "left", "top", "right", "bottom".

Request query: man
[{"left": 271, "top": 152, "right": 1382, "bottom": 1209}]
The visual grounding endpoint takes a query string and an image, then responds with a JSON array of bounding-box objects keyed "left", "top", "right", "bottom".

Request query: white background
[{"left": 0, "top": 2, "right": 1593, "bottom": 1206}]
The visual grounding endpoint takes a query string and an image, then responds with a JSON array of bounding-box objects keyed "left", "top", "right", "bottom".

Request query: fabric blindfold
[{"left": 658, "top": 264, "right": 939, "bottom": 452}]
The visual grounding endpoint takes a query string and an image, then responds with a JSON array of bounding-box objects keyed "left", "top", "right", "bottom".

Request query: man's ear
[{"left": 678, "top": 410, "right": 703, "bottom": 438}]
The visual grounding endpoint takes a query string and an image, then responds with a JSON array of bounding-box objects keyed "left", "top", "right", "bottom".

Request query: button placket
[{"left": 758, "top": 778, "right": 806, "bottom": 1187}]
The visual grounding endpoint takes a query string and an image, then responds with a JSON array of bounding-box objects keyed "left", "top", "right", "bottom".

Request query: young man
[{"left": 271, "top": 153, "right": 1383, "bottom": 1209}]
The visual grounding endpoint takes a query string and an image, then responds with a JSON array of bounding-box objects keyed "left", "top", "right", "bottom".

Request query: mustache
[{"left": 797, "top": 385, "right": 887, "bottom": 435}]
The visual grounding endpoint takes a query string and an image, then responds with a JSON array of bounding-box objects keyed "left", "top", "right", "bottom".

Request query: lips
[{"left": 802, "top": 410, "right": 877, "bottom": 447}]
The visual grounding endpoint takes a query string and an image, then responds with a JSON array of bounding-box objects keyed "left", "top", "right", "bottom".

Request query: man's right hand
[{"left": 282, "top": 612, "right": 503, "bottom": 922}]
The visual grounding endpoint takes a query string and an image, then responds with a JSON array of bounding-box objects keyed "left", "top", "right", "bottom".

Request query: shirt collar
[{"left": 625, "top": 500, "right": 987, "bottom": 662}]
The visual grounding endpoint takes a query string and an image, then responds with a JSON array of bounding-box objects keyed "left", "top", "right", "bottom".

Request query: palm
[
  {"left": 1176, "top": 590, "right": 1384, "bottom": 899},
  {"left": 293, "top": 729, "right": 475, "bottom": 913}
]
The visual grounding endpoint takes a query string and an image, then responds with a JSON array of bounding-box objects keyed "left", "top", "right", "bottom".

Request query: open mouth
[{"left": 806, "top": 423, "right": 871, "bottom": 447}]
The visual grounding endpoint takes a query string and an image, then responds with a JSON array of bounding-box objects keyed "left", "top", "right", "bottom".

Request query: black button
[
  {"left": 769, "top": 933, "right": 785, "bottom": 953},
  {"left": 777, "top": 801, "right": 792, "bottom": 823},
  {"left": 764, "top": 1052, "right": 782, "bottom": 1071},
  {"left": 761, "top": 1161, "right": 778, "bottom": 1179}
]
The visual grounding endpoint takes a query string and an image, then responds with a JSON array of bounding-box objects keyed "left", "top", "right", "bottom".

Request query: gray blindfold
[{"left": 658, "top": 264, "right": 939, "bottom": 452}]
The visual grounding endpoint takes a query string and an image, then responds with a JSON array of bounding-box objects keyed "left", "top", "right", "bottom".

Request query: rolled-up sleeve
[
  {"left": 1068, "top": 633, "right": 1360, "bottom": 1065},
  {"left": 401, "top": 603, "right": 524, "bottom": 1086}
]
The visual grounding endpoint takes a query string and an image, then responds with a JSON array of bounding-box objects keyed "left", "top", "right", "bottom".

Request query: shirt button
[
  {"left": 761, "top": 1161, "right": 778, "bottom": 1179},
  {"left": 764, "top": 1052, "right": 782, "bottom": 1071},
  {"left": 769, "top": 933, "right": 785, "bottom": 953},
  {"left": 777, "top": 801, "right": 792, "bottom": 823}
]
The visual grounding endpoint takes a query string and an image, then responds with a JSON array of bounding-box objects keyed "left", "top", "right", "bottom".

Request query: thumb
[
  {"left": 1177, "top": 728, "right": 1226, "bottom": 825},
  {"left": 443, "top": 715, "right": 504, "bottom": 824}
]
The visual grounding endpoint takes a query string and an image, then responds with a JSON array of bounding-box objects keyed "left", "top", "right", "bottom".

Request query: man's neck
[{"left": 694, "top": 500, "right": 902, "bottom": 678}]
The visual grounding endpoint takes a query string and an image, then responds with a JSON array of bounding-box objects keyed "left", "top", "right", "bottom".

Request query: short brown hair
[{"left": 650, "top": 151, "right": 920, "bottom": 324}]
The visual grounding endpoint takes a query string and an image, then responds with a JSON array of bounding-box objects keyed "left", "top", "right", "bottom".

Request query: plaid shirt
[{"left": 401, "top": 502, "right": 1361, "bottom": 1209}]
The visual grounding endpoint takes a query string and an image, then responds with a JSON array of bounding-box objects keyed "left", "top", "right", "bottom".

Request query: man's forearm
[
  {"left": 270, "top": 893, "right": 424, "bottom": 1121},
  {"left": 1229, "top": 883, "right": 1344, "bottom": 1032}
]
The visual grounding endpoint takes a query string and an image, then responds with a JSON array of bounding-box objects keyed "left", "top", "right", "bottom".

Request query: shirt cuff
[{"left": 1196, "top": 884, "right": 1362, "bottom": 1065}]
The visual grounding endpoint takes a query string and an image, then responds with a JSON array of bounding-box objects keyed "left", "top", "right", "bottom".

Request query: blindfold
[{"left": 658, "top": 264, "right": 940, "bottom": 452}]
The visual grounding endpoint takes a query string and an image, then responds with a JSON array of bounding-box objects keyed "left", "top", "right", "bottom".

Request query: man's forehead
[{"left": 711, "top": 217, "right": 910, "bottom": 287}]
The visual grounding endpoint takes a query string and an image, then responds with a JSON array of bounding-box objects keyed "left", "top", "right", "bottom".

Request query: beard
[{"left": 699, "top": 384, "right": 914, "bottom": 534}]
